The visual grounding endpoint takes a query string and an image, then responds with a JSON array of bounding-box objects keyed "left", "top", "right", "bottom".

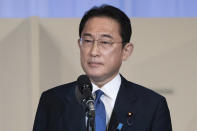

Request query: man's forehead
[{"left": 81, "top": 16, "right": 121, "bottom": 40}]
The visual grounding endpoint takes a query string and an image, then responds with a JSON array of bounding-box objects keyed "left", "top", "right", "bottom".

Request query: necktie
[{"left": 94, "top": 90, "right": 106, "bottom": 131}]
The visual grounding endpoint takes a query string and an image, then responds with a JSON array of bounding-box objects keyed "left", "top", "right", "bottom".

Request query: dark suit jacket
[{"left": 33, "top": 76, "right": 172, "bottom": 131}]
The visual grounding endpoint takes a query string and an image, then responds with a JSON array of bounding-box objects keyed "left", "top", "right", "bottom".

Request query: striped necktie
[{"left": 94, "top": 90, "right": 106, "bottom": 131}]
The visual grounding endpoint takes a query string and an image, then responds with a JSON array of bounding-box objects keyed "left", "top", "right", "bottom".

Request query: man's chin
[
  {"left": 85, "top": 72, "right": 104, "bottom": 81},
  {"left": 86, "top": 73, "right": 101, "bottom": 78}
]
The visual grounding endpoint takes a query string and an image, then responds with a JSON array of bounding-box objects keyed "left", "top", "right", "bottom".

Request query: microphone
[{"left": 75, "top": 75, "right": 95, "bottom": 118}]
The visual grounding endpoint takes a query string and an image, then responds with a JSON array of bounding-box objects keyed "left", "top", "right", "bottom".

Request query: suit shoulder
[
  {"left": 42, "top": 81, "right": 77, "bottom": 99},
  {"left": 124, "top": 80, "right": 169, "bottom": 114},
  {"left": 124, "top": 79, "right": 165, "bottom": 101}
]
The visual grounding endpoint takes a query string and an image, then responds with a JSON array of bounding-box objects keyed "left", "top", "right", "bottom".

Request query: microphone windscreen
[
  {"left": 77, "top": 75, "right": 92, "bottom": 93},
  {"left": 75, "top": 75, "right": 93, "bottom": 104}
]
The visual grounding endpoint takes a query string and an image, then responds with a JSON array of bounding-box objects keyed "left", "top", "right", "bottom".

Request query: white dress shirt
[{"left": 92, "top": 74, "right": 121, "bottom": 125}]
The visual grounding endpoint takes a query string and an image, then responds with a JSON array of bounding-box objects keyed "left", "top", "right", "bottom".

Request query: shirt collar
[{"left": 92, "top": 74, "right": 121, "bottom": 99}]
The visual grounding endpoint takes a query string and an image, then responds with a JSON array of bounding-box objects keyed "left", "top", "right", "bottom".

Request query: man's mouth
[{"left": 88, "top": 61, "right": 103, "bottom": 67}]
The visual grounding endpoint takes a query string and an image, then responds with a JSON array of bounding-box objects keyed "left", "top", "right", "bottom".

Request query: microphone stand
[{"left": 85, "top": 99, "right": 95, "bottom": 131}]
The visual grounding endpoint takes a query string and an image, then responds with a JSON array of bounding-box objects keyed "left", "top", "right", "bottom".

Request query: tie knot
[{"left": 95, "top": 90, "right": 104, "bottom": 102}]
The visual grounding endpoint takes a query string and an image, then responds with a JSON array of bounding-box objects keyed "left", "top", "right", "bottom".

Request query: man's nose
[{"left": 90, "top": 40, "right": 100, "bottom": 56}]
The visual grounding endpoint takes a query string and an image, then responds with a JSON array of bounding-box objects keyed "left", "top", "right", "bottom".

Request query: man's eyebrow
[
  {"left": 100, "top": 34, "right": 113, "bottom": 39},
  {"left": 82, "top": 33, "right": 113, "bottom": 39},
  {"left": 82, "top": 33, "right": 92, "bottom": 37}
]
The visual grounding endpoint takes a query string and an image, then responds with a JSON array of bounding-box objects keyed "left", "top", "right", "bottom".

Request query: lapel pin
[
  {"left": 127, "top": 112, "right": 133, "bottom": 117},
  {"left": 127, "top": 112, "right": 133, "bottom": 126}
]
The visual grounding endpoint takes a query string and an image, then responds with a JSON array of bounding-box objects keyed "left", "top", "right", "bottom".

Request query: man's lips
[{"left": 88, "top": 61, "right": 103, "bottom": 67}]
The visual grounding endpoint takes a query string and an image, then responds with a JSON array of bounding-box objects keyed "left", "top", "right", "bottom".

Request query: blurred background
[
  {"left": 0, "top": 0, "right": 197, "bottom": 131},
  {"left": 0, "top": 0, "right": 197, "bottom": 17}
]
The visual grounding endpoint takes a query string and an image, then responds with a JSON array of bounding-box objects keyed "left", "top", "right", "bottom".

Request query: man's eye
[
  {"left": 100, "top": 41, "right": 111, "bottom": 45},
  {"left": 84, "top": 39, "right": 92, "bottom": 43}
]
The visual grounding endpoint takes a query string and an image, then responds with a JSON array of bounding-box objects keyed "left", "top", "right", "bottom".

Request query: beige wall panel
[
  {"left": 39, "top": 18, "right": 83, "bottom": 92},
  {"left": 0, "top": 19, "right": 34, "bottom": 131},
  {"left": 0, "top": 19, "right": 26, "bottom": 41}
]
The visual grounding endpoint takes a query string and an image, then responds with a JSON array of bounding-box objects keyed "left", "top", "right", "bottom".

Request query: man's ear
[
  {"left": 122, "top": 42, "right": 134, "bottom": 61},
  {"left": 78, "top": 39, "right": 81, "bottom": 48}
]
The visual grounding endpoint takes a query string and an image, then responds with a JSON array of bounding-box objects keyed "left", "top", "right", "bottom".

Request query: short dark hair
[{"left": 79, "top": 4, "right": 132, "bottom": 46}]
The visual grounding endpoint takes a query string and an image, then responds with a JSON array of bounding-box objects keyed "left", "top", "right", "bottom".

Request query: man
[{"left": 33, "top": 5, "right": 172, "bottom": 131}]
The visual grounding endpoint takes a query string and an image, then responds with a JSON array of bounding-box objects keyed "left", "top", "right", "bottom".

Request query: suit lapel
[{"left": 108, "top": 76, "right": 137, "bottom": 131}]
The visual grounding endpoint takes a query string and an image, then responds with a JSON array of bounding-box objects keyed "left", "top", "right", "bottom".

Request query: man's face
[{"left": 79, "top": 17, "right": 132, "bottom": 86}]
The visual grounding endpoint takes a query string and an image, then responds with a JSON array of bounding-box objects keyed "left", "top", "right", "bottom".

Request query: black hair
[{"left": 79, "top": 4, "right": 132, "bottom": 46}]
